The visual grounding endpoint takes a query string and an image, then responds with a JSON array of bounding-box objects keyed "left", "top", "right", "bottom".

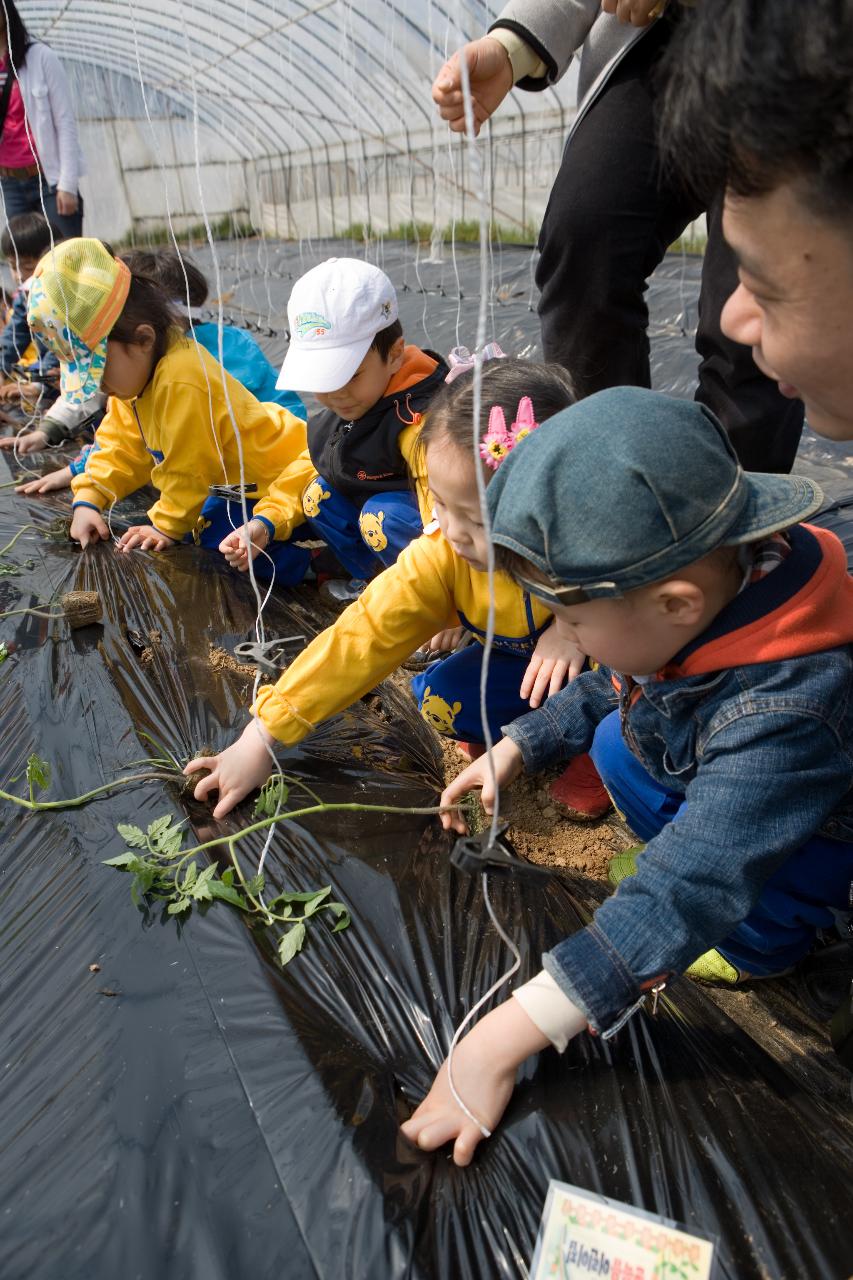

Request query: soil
[
  {"left": 207, "top": 641, "right": 254, "bottom": 676},
  {"left": 437, "top": 735, "right": 632, "bottom": 884},
  {"left": 139, "top": 628, "right": 163, "bottom": 666}
]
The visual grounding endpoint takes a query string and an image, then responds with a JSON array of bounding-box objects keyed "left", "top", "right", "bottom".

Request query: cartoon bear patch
[
  {"left": 419, "top": 685, "right": 462, "bottom": 735},
  {"left": 359, "top": 509, "right": 387, "bottom": 553},
  {"left": 192, "top": 514, "right": 213, "bottom": 545},
  {"left": 303, "top": 477, "right": 331, "bottom": 518}
]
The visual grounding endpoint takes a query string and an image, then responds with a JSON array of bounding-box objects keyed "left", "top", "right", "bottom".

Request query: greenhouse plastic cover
[{"left": 2, "top": 243, "right": 853, "bottom": 1280}]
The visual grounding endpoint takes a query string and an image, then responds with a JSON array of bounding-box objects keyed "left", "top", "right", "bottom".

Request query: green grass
[
  {"left": 116, "top": 213, "right": 255, "bottom": 250},
  {"left": 336, "top": 219, "right": 539, "bottom": 246}
]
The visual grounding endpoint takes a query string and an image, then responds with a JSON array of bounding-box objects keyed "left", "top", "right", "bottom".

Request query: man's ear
[{"left": 651, "top": 579, "right": 706, "bottom": 626}]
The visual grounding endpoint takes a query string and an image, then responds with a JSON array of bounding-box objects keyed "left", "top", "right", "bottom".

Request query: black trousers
[{"left": 535, "top": 19, "right": 804, "bottom": 473}]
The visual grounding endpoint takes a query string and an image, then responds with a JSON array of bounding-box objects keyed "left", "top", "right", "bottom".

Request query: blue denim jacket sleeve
[
  {"left": 543, "top": 691, "right": 853, "bottom": 1034},
  {"left": 0, "top": 289, "right": 34, "bottom": 375},
  {"left": 503, "top": 665, "right": 618, "bottom": 768}
]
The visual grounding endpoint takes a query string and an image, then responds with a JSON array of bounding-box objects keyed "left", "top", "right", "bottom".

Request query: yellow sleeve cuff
[{"left": 490, "top": 28, "right": 547, "bottom": 84}]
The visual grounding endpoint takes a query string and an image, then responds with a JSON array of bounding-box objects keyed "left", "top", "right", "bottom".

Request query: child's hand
[
  {"left": 520, "top": 619, "right": 585, "bottom": 708},
  {"left": 439, "top": 736, "right": 524, "bottom": 833},
  {"left": 117, "top": 525, "right": 175, "bottom": 553},
  {"left": 184, "top": 719, "right": 276, "bottom": 820},
  {"left": 400, "top": 999, "right": 551, "bottom": 1167},
  {"left": 0, "top": 428, "right": 48, "bottom": 453},
  {"left": 427, "top": 624, "right": 465, "bottom": 654},
  {"left": 70, "top": 504, "right": 109, "bottom": 547},
  {"left": 219, "top": 518, "right": 270, "bottom": 570},
  {"left": 15, "top": 465, "right": 73, "bottom": 495}
]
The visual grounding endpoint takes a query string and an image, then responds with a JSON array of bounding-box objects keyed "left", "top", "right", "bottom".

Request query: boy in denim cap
[
  {"left": 222, "top": 257, "right": 448, "bottom": 600},
  {"left": 402, "top": 386, "right": 853, "bottom": 1167}
]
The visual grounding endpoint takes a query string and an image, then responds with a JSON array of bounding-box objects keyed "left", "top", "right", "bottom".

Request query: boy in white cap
[{"left": 220, "top": 258, "right": 448, "bottom": 601}]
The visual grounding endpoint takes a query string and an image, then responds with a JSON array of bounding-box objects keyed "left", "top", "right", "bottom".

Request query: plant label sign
[{"left": 530, "top": 1181, "right": 715, "bottom": 1280}]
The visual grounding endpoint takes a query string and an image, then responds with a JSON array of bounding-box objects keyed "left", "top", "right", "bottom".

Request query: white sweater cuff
[
  {"left": 489, "top": 29, "right": 548, "bottom": 84},
  {"left": 512, "top": 968, "right": 585, "bottom": 1052}
]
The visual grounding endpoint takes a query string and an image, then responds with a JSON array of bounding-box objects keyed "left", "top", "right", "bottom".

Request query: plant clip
[
  {"left": 207, "top": 481, "right": 259, "bottom": 501},
  {"left": 233, "top": 633, "right": 306, "bottom": 678},
  {"left": 450, "top": 824, "right": 553, "bottom": 881}
]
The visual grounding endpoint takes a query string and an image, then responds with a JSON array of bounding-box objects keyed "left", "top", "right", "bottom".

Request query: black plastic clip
[
  {"left": 233, "top": 633, "right": 306, "bottom": 678},
  {"left": 450, "top": 824, "right": 553, "bottom": 880},
  {"left": 208, "top": 481, "right": 259, "bottom": 502}
]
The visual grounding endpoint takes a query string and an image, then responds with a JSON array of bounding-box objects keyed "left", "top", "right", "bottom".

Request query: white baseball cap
[{"left": 276, "top": 257, "right": 399, "bottom": 393}]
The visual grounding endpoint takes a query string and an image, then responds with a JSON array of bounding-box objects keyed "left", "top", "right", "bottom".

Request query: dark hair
[
  {"left": 120, "top": 248, "right": 209, "bottom": 309},
  {"left": 1, "top": 211, "right": 58, "bottom": 261},
  {"left": 418, "top": 358, "right": 577, "bottom": 461},
  {"left": 109, "top": 272, "right": 182, "bottom": 367},
  {"left": 659, "top": 0, "right": 853, "bottom": 223},
  {"left": 0, "top": 0, "right": 33, "bottom": 71},
  {"left": 493, "top": 541, "right": 545, "bottom": 586},
  {"left": 370, "top": 318, "right": 403, "bottom": 361}
]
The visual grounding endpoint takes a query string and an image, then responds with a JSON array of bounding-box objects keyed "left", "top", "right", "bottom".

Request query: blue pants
[
  {"left": 303, "top": 477, "right": 422, "bottom": 579},
  {"left": 1, "top": 176, "right": 84, "bottom": 240},
  {"left": 191, "top": 495, "right": 311, "bottom": 586},
  {"left": 411, "top": 643, "right": 533, "bottom": 744},
  {"left": 590, "top": 709, "right": 853, "bottom": 975}
]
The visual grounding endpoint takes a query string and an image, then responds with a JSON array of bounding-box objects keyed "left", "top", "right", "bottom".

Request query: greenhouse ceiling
[{"left": 19, "top": 0, "right": 577, "bottom": 161}]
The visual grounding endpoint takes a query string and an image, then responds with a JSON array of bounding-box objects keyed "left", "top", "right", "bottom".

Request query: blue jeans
[
  {"left": 191, "top": 495, "right": 310, "bottom": 586},
  {"left": 304, "top": 479, "right": 422, "bottom": 580},
  {"left": 0, "top": 176, "right": 84, "bottom": 239},
  {"left": 590, "top": 709, "right": 853, "bottom": 975}
]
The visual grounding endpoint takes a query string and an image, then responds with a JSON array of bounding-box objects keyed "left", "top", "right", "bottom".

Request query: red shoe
[
  {"left": 549, "top": 753, "right": 612, "bottom": 820},
  {"left": 456, "top": 741, "right": 486, "bottom": 761}
]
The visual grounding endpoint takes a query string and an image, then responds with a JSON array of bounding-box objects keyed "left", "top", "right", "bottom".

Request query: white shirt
[{"left": 16, "top": 43, "right": 86, "bottom": 193}]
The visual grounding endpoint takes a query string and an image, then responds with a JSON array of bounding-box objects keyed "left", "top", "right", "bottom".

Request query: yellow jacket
[
  {"left": 70, "top": 333, "right": 313, "bottom": 541},
  {"left": 253, "top": 523, "right": 553, "bottom": 743}
]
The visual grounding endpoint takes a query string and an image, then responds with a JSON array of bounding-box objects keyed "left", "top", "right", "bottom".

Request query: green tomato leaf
[
  {"left": 208, "top": 880, "right": 248, "bottom": 910},
  {"left": 327, "top": 902, "right": 351, "bottom": 933},
  {"left": 116, "top": 822, "right": 147, "bottom": 848},
  {"left": 221, "top": 867, "right": 234, "bottom": 887},
  {"left": 167, "top": 899, "right": 191, "bottom": 915},
  {"left": 183, "top": 861, "right": 198, "bottom": 888},
  {"left": 303, "top": 886, "right": 333, "bottom": 917},
  {"left": 246, "top": 873, "right": 265, "bottom": 896},
  {"left": 103, "top": 852, "right": 141, "bottom": 869},
  {"left": 270, "top": 886, "right": 331, "bottom": 908},
  {"left": 254, "top": 776, "right": 290, "bottom": 818},
  {"left": 192, "top": 881, "right": 213, "bottom": 901},
  {"left": 156, "top": 825, "right": 184, "bottom": 857},
  {"left": 0, "top": 641, "right": 8, "bottom": 665},
  {"left": 26, "top": 753, "right": 51, "bottom": 794},
  {"left": 277, "top": 921, "right": 306, "bottom": 966}
]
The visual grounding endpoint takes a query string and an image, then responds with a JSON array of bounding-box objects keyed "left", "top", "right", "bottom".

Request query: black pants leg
[{"left": 535, "top": 22, "right": 804, "bottom": 473}]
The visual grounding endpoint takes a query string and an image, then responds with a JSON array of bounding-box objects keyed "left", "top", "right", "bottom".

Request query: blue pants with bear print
[
  {"left": 191, "top": 494, "right": 311, "bottom": 585},
  {"left": 411, "top": 643, "right": 535, "bottom": 744},
  {"left": 302, "top": 475, "right": 423, "bottom": 579}
]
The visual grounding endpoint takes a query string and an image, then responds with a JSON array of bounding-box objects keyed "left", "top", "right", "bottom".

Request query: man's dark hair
[
  {"left": 120, "top": 248, "right": 209, "bottom": 309},
  {"left": 0, "top": 212, "right": 57, "bottom": 261},
  {"left": 659, "top": 0, "right": 853, "bottom": 223},
  {"left": 370, "top": 318, "right": 403, "bottom": 361},
  {"left": 1, "top": 0, "right": 33, "bottom": 71}
]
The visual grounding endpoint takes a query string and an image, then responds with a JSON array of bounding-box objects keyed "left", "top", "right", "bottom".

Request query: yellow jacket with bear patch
[
  {"left": 252, "top": 522, "right": 553, "bottom": 744},
  {"left": 70, "top": 333, "right": 313, "bottom": 541}
]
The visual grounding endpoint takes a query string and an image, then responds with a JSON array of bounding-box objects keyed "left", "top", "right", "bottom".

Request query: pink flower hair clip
[{"left": 480, "top": 397, "right": 540, "bottom": 469}]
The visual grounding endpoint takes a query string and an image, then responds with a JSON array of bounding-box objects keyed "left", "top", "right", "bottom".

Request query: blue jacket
[
  {"left": 0, "top": 284, "right": 59, "bottom": 379},
  {"left": 191, "top": 323, "right": 305, "bottom": 419},
  {"left": 504, "top": 524, "right": 853, "bottom": 1033}
]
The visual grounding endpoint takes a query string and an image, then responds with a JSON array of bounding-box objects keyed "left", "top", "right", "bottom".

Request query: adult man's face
[{"left": 721, "top": 183, "right": 853, "bottom": 441}]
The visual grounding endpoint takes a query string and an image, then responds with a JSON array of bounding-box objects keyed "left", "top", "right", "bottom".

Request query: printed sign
[{"left": 530, "top": 1181, "right": 715, "bottom": 1280}]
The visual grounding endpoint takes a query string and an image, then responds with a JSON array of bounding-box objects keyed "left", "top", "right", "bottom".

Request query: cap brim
[
  {"left": 724, "top": 473, "right": 825, "bottom": 544},
  {"left": 276, "top": 334, "right": 373, "bottom": 394}
]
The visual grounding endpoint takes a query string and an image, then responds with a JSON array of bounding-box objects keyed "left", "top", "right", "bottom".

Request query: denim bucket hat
[{"left": 487, "top": 386, "right": 824, "bottom": 604}]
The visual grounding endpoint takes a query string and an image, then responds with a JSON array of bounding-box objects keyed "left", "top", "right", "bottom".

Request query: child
[
  {"left": 185, "top": 360, "right": 611, "bottom": 820},
  {"left": 220, "top": 257, "right": 448, "bottom": 600},
  {"left": 15, "top": 247, "right": 307, "bottom": 497},
  {"left": 0, "top": 212, "right": 60, "bottom": 385},
  {"left": 27, "top": 237, "right": 313, "bottom": 580},
  {"left": 402, "top": 387, "right": 853, "bottom": 1167}
]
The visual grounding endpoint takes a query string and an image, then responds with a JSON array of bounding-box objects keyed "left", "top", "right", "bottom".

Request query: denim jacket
[{"left": 504, "top": 525, "right": 853, "bottom": 1033}]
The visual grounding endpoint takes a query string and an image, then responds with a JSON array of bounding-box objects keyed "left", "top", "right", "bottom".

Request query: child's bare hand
[
  {"left": 184, "top": 719, "right": 276, "bottom": 820},
  {"left": 427, "top": 624, "right": 465, "bottom": 654},
  {"left": 521, "top": 619, "right": 585, "bottom": 708},
  {"left": 0, "top": 428, "right": 48, "bottom": 453},
  {"left": 15, "top": 465, "right": 72, "bottom": 495},
  {"left": 117, "top": 525, "right": 175, "bottom": 553},
  {"left": 219, "top": 518, "right": 270, "bottom": 570},
  {"left": 600, "top": 0, "right": 664, "bottom": 25},
  {"left": 70, "top": 504, "right": 109, "bottom": 547},
  {"left": 401, "top": 1000, "right": 550, "bottom": 1167},
  {"left": 439, "top": 736, "right": 524, "bottom": 833}
]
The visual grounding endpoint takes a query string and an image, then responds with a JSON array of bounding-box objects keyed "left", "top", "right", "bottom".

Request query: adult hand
[
  {"left": 70, "top": 504, "right": 109, "bottom": 547},
  {"left": 117, "top": 525, "right": 175, "bottom": 553},
  {"left": 15, "top": 465, "right": 72, "bottom": 495},
  {"left": 520, "top": 619, "right": 585, "bottom": 708},
  {"left": 219, "top": 518, "right": 270, "bottom": 570},
  {"left": 55, "top": 189, "right": 79, "bottom": 216},
  {"left": 600, "top": 0, "right": 665, "bottom": 26},
  {"left": 400, "top": 998, "right": 551, "bottom": 1167},
  {"left": 432, "top": 36, "right": 513, "bottom": 136},
  {"left": 0, "top": 428, "right": 48, "bottom": 453},
  {"left": 184, "top": 719, "right": 276, "bottom": 820},
  {"left": 439, "top": 735, "right": 524, "bottom": 833}
]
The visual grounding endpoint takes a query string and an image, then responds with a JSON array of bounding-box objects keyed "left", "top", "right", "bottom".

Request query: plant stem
[
  {"left": 228, "top": 839, "right": 273, "bottom": 922},
  {"left": 0, "top": 523, "right": 39, "bottom": 557},
  {"left": 0, "top": 606, "right": 62, "bottom": 621},
  {"left": 0, "top": 768, "right": 183, "bottom": 812}
]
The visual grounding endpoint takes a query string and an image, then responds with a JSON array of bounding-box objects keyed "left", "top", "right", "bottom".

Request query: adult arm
[{"left": 40, "top": 45, "right": 83, "bottom": 198}]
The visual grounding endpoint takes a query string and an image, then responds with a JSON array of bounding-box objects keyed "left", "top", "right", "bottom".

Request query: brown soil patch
[
  {"left": 207, "top": 641, "right": 256, "bottom": 676},
  {"left": 438, "top": 736, "right": 633, "bottom": 884}
]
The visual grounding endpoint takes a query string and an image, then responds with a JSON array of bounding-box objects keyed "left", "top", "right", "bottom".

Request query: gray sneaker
[{"left": 319, "top": 577, "right": 368, "bottom": 604}]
